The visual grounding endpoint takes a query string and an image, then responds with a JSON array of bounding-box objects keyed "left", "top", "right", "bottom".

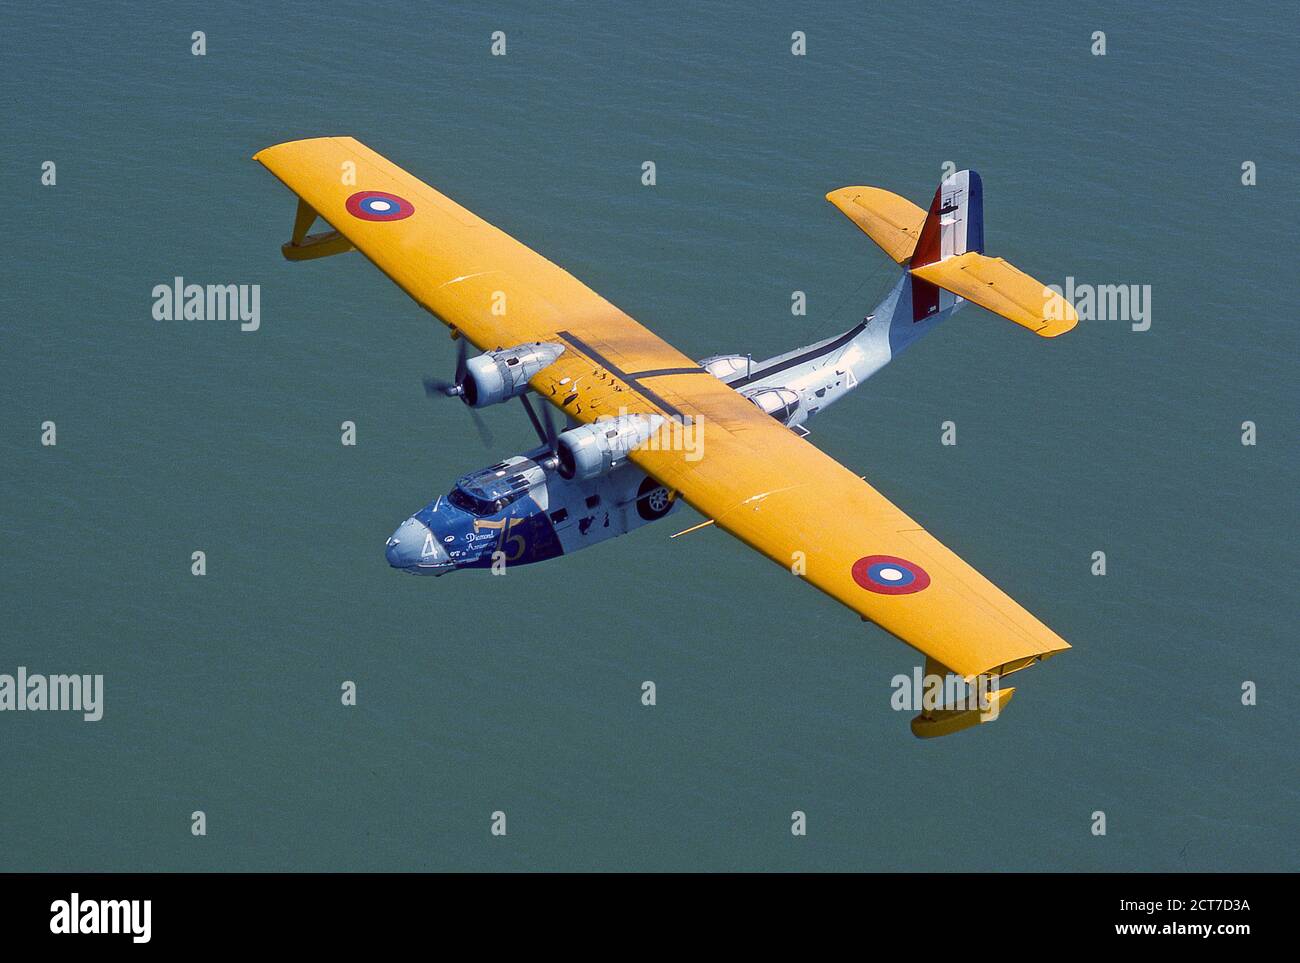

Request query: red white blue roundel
[
  {"left": 345, "top": 191, "right": 414, "bottom": 222},
  {"left": 851, "top": 555, "right": 930, "bottom": 595}
]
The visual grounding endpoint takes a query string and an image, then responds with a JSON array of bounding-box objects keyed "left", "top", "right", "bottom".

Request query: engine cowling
[
  {"left": 461, "top": 342, "right": 565, "bottom": 408},
  {"left": 556, "top": 414, "right": 665, "bottom": 480}
]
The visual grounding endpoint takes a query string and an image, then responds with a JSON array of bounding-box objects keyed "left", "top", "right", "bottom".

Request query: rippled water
[{"left": 1, "top": 1, "right": 1295, "bottom": 870}]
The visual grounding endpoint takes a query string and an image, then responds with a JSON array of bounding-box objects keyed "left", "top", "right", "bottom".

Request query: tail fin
[
  {"left": 908, "top": 170, "right": 983, "bottom": 324},
  {"left": 911, "top": 169, "right": 984, "bottom": 267},
  {"left": 827, "top": 170, "right": 1077, "bottom": 338}
]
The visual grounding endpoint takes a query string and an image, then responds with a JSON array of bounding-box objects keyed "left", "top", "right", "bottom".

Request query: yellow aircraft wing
[
  {"left": 255, "top": 137, "right": 687, "bottom": 373},
  {"left": 256, "top": 137, "right": 1070, "bottom": 735},
  {"left": 626, "top": 407, "right": 1071, "bottom": 683}
]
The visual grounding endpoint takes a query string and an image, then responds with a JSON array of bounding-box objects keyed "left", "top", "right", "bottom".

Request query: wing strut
[{"left": 280, "top": 196, "right": 354, "bottom": 262}]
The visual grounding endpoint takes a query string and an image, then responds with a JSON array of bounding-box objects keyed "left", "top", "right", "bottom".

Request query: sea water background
[{"left": 1, "top": 1, "right": 1296, "bottom": 870}]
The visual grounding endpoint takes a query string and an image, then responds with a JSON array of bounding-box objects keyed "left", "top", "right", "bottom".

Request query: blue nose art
[{"left": 385, "top": 517, "right": 451, "bottom": 573}]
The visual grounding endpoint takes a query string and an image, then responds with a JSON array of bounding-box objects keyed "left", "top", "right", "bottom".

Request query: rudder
[
  {"left": 911, "top": 170, "right": 984, "bottom": 268},
  {"left": 910, "top": 170, "right": 983, "bottom": 322}
]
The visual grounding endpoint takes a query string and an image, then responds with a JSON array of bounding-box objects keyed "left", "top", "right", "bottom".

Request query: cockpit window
[
  {"left": 448, "top": 486, "right": 486, "bottom": 515},
  {"left": 448, "top": 484, "right": 517, "bottom": 516}
]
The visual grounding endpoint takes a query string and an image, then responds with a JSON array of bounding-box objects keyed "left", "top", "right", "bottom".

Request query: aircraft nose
[{"left": 385, "top": 517, "right": 449, "bottom": 572}]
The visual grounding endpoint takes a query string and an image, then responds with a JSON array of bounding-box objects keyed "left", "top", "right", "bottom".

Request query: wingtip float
[{"left": 256, "top": 137, "right": 1075, "bottom": 738}]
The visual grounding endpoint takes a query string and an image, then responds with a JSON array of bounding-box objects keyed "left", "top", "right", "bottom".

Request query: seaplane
[{"left": 255, "top": 137, "right": 1078, "bottom": 737}]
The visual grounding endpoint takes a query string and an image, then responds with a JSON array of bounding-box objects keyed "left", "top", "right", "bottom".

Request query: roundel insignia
[
  {"left": 851, "top": 554, "right": 930, "bottom": 595},
  {"left": 345, "top": 191, "right": 415, "bottom": 222}
]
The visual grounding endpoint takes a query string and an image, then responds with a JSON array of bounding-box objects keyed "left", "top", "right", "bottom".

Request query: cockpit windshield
[
  {"left": 447, "top": 484, "right": 522, "bottom": 516},
  {"left": 448, "top": 486, "right": 497, "bottom": 516},
  {"left": 446, "top": 459, "right": 542, "bottom": 516}
]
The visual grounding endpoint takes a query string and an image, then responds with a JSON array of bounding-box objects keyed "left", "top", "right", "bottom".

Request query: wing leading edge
[{"left": 255, "top": 137, "right": 1071, "bottom": 734}]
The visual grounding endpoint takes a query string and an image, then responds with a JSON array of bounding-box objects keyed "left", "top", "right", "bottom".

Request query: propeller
[
  {"left": 423, "top": 336, "right": 469, "bottom": 400},
  {"left": 423, "top": 337, "right": 493, "bottom": 448}
]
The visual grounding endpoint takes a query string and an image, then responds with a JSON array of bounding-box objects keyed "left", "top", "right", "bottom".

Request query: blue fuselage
[{"left": 384, "top": 446, "right": 676, "bottom": 575}]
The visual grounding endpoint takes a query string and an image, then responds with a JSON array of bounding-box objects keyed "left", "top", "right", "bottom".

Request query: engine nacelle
[
  {"left": 462, "top": 342, "right": 565, "bottom": 408},
  {"left": 556, "top": 414, "right": 665, "bottom": 480}
]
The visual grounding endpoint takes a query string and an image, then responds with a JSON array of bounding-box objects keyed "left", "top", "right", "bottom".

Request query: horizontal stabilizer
[
  {"left": 911, "top": 252, "right": 1078, "bottom": 337},
  {"left": 825, "top": 186, "right": 928, "bottom": 264}
]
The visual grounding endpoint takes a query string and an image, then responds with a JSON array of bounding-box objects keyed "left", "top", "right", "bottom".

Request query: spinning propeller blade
[
  {"left": 423, "top": 337, "right": 492, "bottom": 447},
  {"left": 423, "top": 337, "right": 468, "bottom": 399}
]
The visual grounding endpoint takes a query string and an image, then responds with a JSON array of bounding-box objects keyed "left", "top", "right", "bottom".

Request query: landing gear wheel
[{"left": 636, "top": 476, "right": 675, "bottom": 521}]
